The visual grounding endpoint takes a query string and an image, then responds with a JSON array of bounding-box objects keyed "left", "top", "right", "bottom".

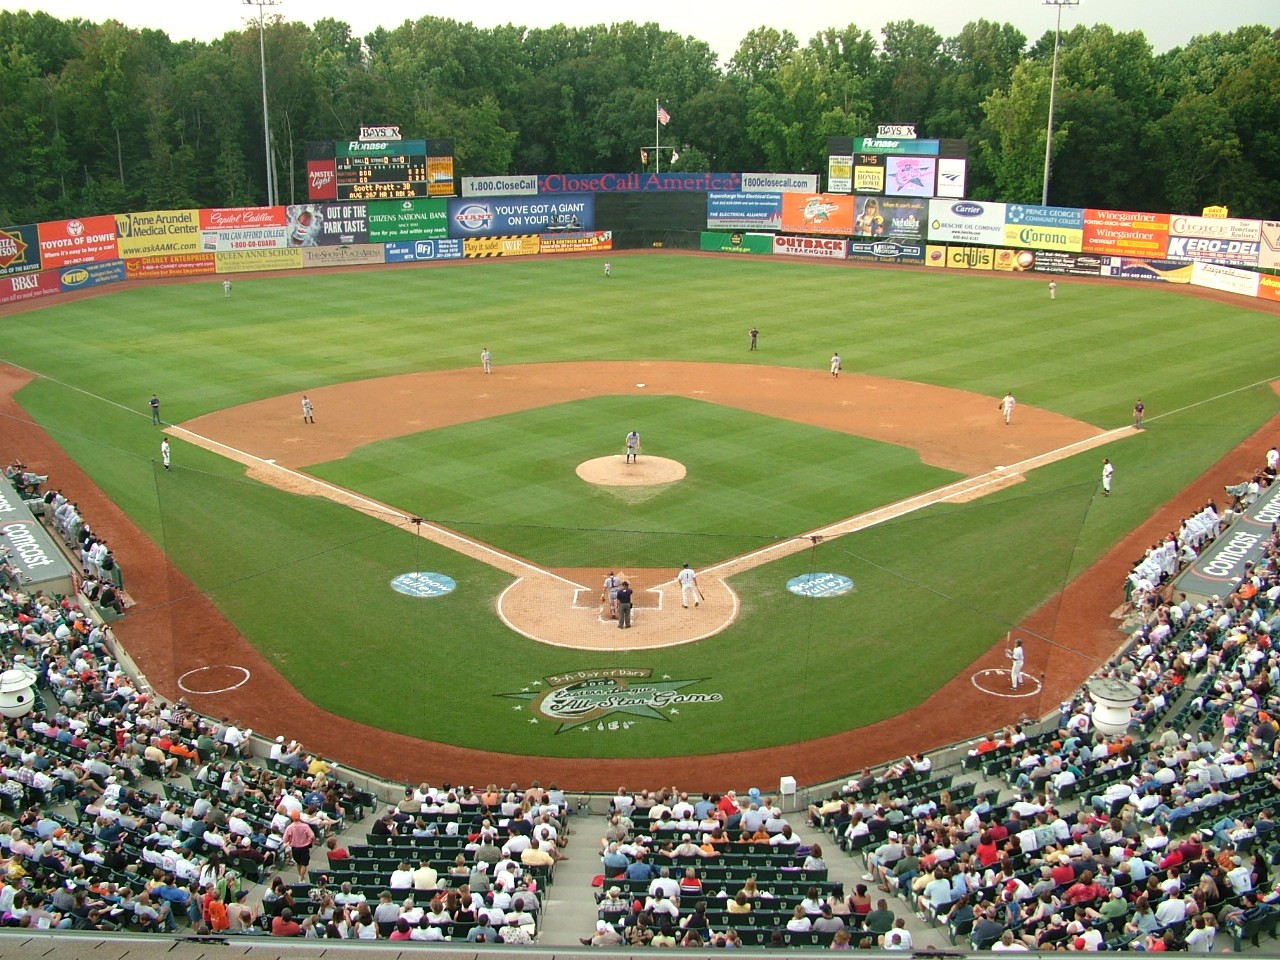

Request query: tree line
[{"left": 1, "top": 10, "right": 1276, "bottom": 225}]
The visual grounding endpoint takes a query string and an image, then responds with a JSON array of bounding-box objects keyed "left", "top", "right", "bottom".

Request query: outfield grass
[{"left": 7, "top": 256, "right": 1279, "bottom": 757}]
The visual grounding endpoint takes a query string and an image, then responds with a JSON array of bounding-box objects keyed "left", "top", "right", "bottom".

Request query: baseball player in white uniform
[
  {"left": 1000, "top": 392, "right": 1016, "bottom": 425},
  {"left": 677, "top": 563, "right": 699, "bottom": 608},
  {"left": 161, "top": 438, "right": 171, "bottom": 471},
  {"left": 1102, "top": 458, "right": 1114, "bottom": 496},
  {"left": 830, "top": 353, "right": 842, "bottom": 378},
  {"left": 1007, "top": 639, "right": 1025, "bottom": 689},
  {"left": 625, "top": 431, "right": 640, "bottom": 464}
]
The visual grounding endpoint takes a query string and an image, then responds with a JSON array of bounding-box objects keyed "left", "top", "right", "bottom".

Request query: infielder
[
  {"left": 480, "top": 348, "right": 492, "bottom": 374},
  {"left": 161, "top": 438, "right": 171, "bottom": 472},
  {"left": 1133, "top": 399, "right": 1145, "bottom": 429},
  {"left": 830, "top": 353, "right": 841, "bottom": 378},
  {"left": 1102, "top": 458, "right": 1114, "bottom": 496},
  {"left": 625, "top": 430, "right": 640, "bottom": 464},
  {"left": 677, "top": 563, "right": 700, "bottom": 608},
  {"left": 1000, "top": 392, "right": 1016, "bottom": 425},
  {"left": 1007, "top": 639, "right": 1025, "bottom": 689}
]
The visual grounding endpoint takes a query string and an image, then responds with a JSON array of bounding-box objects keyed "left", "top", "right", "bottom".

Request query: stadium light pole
[
  {"left": 1041, "top": 0, "right": 1079, "bottom": 206},
  {"left": 245, "top": 0, "right": 282, "bottom": 206}
]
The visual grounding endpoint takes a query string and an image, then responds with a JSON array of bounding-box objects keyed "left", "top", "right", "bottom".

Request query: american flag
[{"left": 657, "top": 105, "right": 671, "bottom": 126}]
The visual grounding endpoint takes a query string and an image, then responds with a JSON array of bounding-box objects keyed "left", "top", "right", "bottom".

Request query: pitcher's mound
[{"left": 577, "top": 456, "right": 686, "bottom": 487}]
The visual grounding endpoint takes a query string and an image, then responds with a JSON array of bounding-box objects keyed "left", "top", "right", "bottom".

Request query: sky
[{"left": 4, "top": 0, "right": 1276, "bottom": 62}]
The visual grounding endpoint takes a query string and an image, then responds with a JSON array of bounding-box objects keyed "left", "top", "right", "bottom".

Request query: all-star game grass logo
[{"left": 499, "top": 669, "right": 723, "bottom": 734}]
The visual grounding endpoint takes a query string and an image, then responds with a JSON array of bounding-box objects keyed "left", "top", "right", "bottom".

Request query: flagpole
[{"left": 655, "top": 98, "right": 661, "bottom": 173}]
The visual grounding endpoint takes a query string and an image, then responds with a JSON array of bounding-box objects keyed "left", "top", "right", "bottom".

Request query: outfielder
[
  {"left": 1007, "top": 638, "right": 1025, "bottom": 689},
  {"left": 677, "top": 563, "right": 700, "bottom": 608}
]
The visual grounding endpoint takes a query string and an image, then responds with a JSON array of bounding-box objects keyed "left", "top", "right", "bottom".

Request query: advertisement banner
[
  {"left": 426, "top": 156, "right": 456, "bottom": 197},
  {"left": 1027, "top": 250, "right": 1103, "bottom": 277},
  {"left": 742, "top": 173, "right": 819, "bottom": 193},
  {"left": 706, "top": 192, "right": 783, "bottom": 231},
  {"left": 855, "top": 137, "right": 939, "bottom": 155},
  {"left": 773, "top": 235, "right": 847, "bottom": 260},
  {"left": 848, "top": 240, "right": 925, "bottom": 264},
  {"left": 199, "top": 227, "right": 289, "bottom": 253},
  {"left": 537, "top": 172, "right": 742, "bottom": 193},
  {"left": 461, "top": 175, "right": 538, "bottom": 197},
  {"left": 539, "top": 231, "right": 615, "bottom": 254},
  {"left": 780, "top": 193, "right": 855, "bottom": 236},
  {"left": 463, "top": 235, "right": 541, "bottom": 258},
  {"left": 0, "top": 224, "right": 42, "bottom": 276},
  {"left": 301, "top": 244, "right": 386, "bottom": 268},
  {"left": 199, "top": 207, "right": 287, "bottom": 231},
  {"left": 307, "top": 160, "right": 338, "bottom": 201},
  {"left": 1082, "top": 209, "right": 1170, "bottom": 257},
  {"left": 1168, "top": 215, "right": 1261, "bottom": 242},
  {"left": 1003, "top": 203, "right": 1085, "bottom": 253},
  {"left": 0, "top": 270, "right": 59, "bottom": 305},
  {"left": 1190, "top": 260, "right": 1260, "bottom": 298},
  {"left": 199, "top": 203, "right": 289, "bottom": 252},
  {"left": 991, "top": 249, "right": 1036, "bottom": 272},
  {"left": 124, "top": 253, "right": 216, "bottom": 278},
  {"left": 59, "top": 260, "right": 126, "bottom": 292},
  {"left": 367, "top": 199, "right": 449, "bottom": 242},
  {"left": 36, "top": 215, "right": 119, "bottom": 269},
  {"left": 113, "top": 210, "right": 200, "bottom": 258},
  {"left": 337, "top": 138, "right": 426, "bottom": 158},
  {"left": 827, "top": 156, "right": 853, "bottom": 194},
  {"left": 943, "top": 246, "right": 995, "bottom": 270},
  {"left": 854, "top": 198, "right": 926, "bottom": 241},
  {"left": 699, "top": 231, "right": 774, "bottom": 254},
  {"left": 1165, "top": 235, "right": 1261, "bottom": 266},
  {"left": 884, "top": 156, "right": 936, "bottom": 198},
  {"left": 214, "top": 248, "right": 304, "bottom": 274},
  {"left": 927, "top": 200, "right": 1007, "bottom": 245},
  {"left": 284, "top": 203, "right": 370, "bottom": 246},
  {"left": 1099, "top": 257, "right": 1193, "bottom": 284},
  {"left": 935, "top": 158, "right": 967, "bottom": 199},
  {"left": 1260, "top": 221, "right": 1280, "bottom": 270},
  {"left": 854, "top": 158, "right": 885, "bottom": 195},
  {"left": 448, "top": 194, "right": 594, "bottom": 238},
  {"left": 384, "top": 239, "right": 464, "bottom": 262},
  {"left": 1259, "top": 275, "right": 1280, "bottom": 303}
]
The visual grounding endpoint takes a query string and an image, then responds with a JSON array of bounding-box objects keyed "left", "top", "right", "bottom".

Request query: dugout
[
  {"left": 596, "top": 191, "right": 705, "bottom": 249},
  {"left": 0, "top": 482, "right": 76, "bottom": 597}
]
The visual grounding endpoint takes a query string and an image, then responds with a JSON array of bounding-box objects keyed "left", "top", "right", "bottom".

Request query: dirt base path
[{"left": 4, "top": 359, "right": 1275, "bottom": 790}]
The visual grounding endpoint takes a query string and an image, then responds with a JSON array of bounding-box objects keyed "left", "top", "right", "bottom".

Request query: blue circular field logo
[
  {"left": 391, "top": 572, "right": 456, "bottom": 598},
  {"left": 787, "top": 573, "right": 854, "bottom": 598}
]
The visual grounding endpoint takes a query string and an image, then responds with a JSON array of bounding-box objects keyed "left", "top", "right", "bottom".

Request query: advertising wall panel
[
  {"left": 1259, "top": 275, "right": 1280, "bottom": 303},
  {"left": 461, "top": 176, "right": 538, "bottom": 197},
  {"left": 1260, "top": 221, "right": 1280, "bottom": 270},
  {"left": 367, "top": 199, "right": 449, "bottom": 242},
  {"left": 943, "top": 246, "right": 995, "bottom": 270},
  {"left": 114, "top": 210, "right": 200, "bottom": 258},
  {"left": 884, "top": 156, "right": 936, "bottom": 197},
  {"left": 827, "top": 156, "right": 853, "bottom": 194},
  {"left": 384, "top": 239, "right": 464, "bottom": 262},
  {"left": 307, "top": 160, "right": 337, "bottom": 201},
  {"left": 200, "top": 207, "right": 289, "bottom": 251},
  {"left": 1082, "top": 209, "right": 1169, "bottom": 257},
  {"left": 214, "top": 248, "right": 304, "bottom": 274},
  {"left": 463, "top": 235, "right": 541, "bottom": 258},
  {"left": 991, "top": 249, "right": 1036, "bottom": 272},
  {"left": 855, "top": 137, "right": 939, "bottom": 155},
  {"left": 37, "top": 215, "right": 119, "bottom": 269},
  {"left": 537, "top": 172, "right": 741, "bottom": 193},
  {"left": 1165, "top": 235, "right": 1261, "bottom": 267},
  {"left": 0, "top": 224, "right": 42, "bottom": 276},
  {"left": 780, "top": 193, "right": 855, "bottom": 236},
  {"left": 426, "top": 156, "right": 456, "bottom": 197},
  {"left": 302, "top": 244, "right": 386, "bottom": 268},
  {"left": 848, "top": 240, "right": 924, "bottom": 264},
  {"left": 59, "top": 260, "right": 126, "bottom": 292},
  {"left": 772, "top": 236, "right": 847, "bottom": 260},
  {"left": 539, "top": 231, "right": 615, "bottom": 254},
  {"left": 1099, "top": 257, "right": 1193, "bottom": 283},
  {"left": 448, "top": 194, "right": 594, "bottom": 238},
  {"left": 1190, "top": 261, "right": 1260, "bottom": 298},
  {"left": 935, "top": 158, "right": 967, "bottom": 199},
  {"left": 741, "top": 173, "right": 818, "bottom": 193},
  {"left": 699, "top": 232, "right": 774, "bottom": 254},
  {"left": 706, "top": 192, "right": 783, "bottom": 231},
  {"left": 124, "top": 254, "right": 216, "bottom": 278},
  {"left": 854, "top": 198, "right": 927, "bottom": 241},
  {"left": 1168, "top": 215, "right": 1261, "bottom": 242},
  {"left": 0, "top": 270, "right": 59, "bottom": 305},
  {"left": 1003, "top": 204, "right": 1084, "bottom": 252},
  {"left": 927, "top": 200, "right": 1007, "bottom": 245},
  {"left": 854, "top": 156, "right": 885, "bottom": 195},
  {"left": 1027, "top": 250, "right": 1103, "bottom": 277},
  {"left": 284, "top": 203, "right": 371, "bottom": 246}
]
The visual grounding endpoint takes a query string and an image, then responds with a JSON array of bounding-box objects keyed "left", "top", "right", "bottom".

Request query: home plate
[{"left": 637, "top": 383, "right": 646, "bottom": 388}]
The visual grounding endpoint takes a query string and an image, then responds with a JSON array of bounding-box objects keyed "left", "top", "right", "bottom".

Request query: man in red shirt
[
  {"left": 271, "top": 907, "right": 302, "bottom": 936},
  {"left": 281, "top": 811, "right": 316, "bottom": 882}
]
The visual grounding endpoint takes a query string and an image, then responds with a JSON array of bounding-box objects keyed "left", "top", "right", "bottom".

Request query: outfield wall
[{"left": 2, "top": 183, "right": 1276, "bottom": 306}]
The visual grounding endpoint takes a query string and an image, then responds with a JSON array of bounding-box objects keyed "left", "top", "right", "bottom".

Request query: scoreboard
[{"left": 335, "top": 139, "right": 429, "bottom": 201}]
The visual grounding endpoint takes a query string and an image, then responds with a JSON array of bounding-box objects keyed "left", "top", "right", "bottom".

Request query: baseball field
[{"left": 3, "top": 253, "right": 1278, "bottom": 784}]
